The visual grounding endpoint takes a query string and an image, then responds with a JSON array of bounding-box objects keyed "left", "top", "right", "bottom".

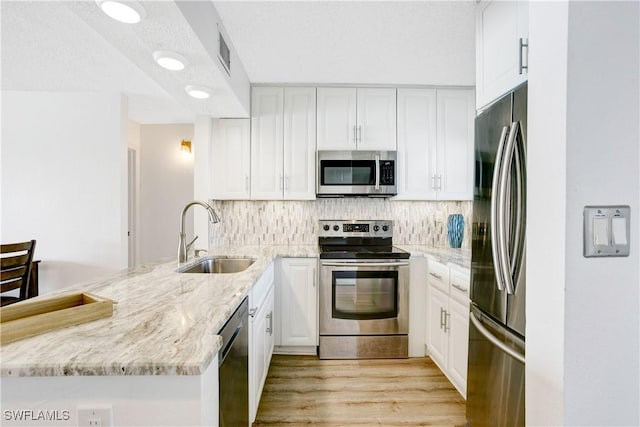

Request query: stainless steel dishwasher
[{"left": 218, "top": 298, "right": 248, "bottom": 427}]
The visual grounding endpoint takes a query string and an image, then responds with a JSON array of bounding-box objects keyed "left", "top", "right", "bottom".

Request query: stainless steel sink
[{"left": 178, "top": 257, "right": 256, "bottom": 274}]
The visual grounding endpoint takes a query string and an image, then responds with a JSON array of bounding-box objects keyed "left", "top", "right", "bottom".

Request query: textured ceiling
[{"left": 214, "top": 1, "right": 476, "bottom": 86}]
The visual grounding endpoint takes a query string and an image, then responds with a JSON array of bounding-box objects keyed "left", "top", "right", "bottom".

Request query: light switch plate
[{"left": 583, "top": 205, "right": 630, "bottom": 257}]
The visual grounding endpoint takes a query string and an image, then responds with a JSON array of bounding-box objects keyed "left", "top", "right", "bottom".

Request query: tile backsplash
[{"left": 209, "top": 199, "right": 472, "bottom": 249}]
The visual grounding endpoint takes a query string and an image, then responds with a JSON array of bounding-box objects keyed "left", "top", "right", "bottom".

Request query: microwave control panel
[{"left": 380, "top": 161, "right": 395, "bottom": 185}]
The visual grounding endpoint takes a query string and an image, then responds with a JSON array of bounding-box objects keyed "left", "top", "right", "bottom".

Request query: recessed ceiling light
[
  {"left": 185, "top": 85, "right": 212, "bottom": 99},
  {"left": 153, "top": 51, "right": 188, "bottom": 71},
  {"left": 96, "top": 0, "right": 146, "bottom": 24}
]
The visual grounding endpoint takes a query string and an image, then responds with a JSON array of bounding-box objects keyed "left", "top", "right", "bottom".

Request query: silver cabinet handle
[
  {"left": 444, "top": 311, "right": 451, "bottom": 332},
  {"left": 470, "top": 311, "right": 525, "bottom": 364},
  {"left": 491, "top": 126, "right": 509, "bottom": 291},
  {"left": 429, "top": 272, "right": 442, "bottom": 280},
  {"left": 451, "top": 283, "right": 468, "bottom": 293},
  {"left": 266, "top": 312, "right": 273, "bottom": 335},
  {"left": 357, "top": 125, "right": 362, "bottom": 144},
  {"left": 437, "top": 174, "right": 442, "bottom": 190},
  {"left": 353, "top": 125, "right": 357, "bottom": 144},
  {"left": 519, "top": 38, "right": 529, "bottom": 74},
  {"left": 440, "top": 307, "right": 445, "bottom": 329}
]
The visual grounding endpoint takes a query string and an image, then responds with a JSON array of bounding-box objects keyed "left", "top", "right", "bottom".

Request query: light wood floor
[{"left": 253, "top": 355, "right": 466, "bottom": 427}]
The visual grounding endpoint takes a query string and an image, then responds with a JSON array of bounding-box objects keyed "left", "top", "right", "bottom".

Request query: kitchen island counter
[{"left": 0, "top": 245, "right": 318, "bottom": 378}]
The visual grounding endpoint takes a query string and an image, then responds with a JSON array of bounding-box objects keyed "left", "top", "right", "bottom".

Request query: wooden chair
[{"left": 1, "top": 240, "right": 36, "bottom": 307}]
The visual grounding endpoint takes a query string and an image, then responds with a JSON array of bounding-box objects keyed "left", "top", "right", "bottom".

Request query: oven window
[
  {"left": 332, "top": 271, "right": 398, "bottom": 320},
  {"left": 321, "top": 160, "right": 375, "bottom": 186}
]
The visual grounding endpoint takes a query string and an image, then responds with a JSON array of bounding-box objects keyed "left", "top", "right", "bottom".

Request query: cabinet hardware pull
[
  {"left": 266, "top": 312, "right": 273, "bottom": 335},
  {"left": 357, "top": 125, "right": 362, "bottom": 144},
  {"left": 353, "top": 125, "right": 357, "bottom": 144},
  {"left": 249, "top": 307, "right": 257, "bottom": 318},
  {"left": 519, "top": 38, "right": 529, "bottom": 74},
  {"left": 440, "top": 307, "right": 445, "bottom": 329},
  {"left": 451, "top": 283, "right": 468, "bottom": 293},
  {"left": 444, "top": 311, "right": 451, "bottom": 332},
  {"left": 429, "top": 272, "right": 442, "bottom": 280},
  {"left": 437, "top": 174, "right": 442, "bottom": 190}
]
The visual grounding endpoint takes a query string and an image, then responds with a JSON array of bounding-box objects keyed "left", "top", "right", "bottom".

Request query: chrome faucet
[{"left": 178, "top": 200, "right": 220, "bottom": 263}]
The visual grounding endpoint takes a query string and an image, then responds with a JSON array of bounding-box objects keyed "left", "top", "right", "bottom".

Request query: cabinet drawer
[
  {"left": 251, "top": 261, "right": 274, "bottom": 307},
  {"left": 449, "top": 266, "right": 470, "bottom": 305},
  {"left": 427, "top": 260, "right": 449, "bottom": 294}
]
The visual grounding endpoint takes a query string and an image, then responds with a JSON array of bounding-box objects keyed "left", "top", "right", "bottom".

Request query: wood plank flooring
[{"left": 253, "top": 355, "right": 467, "bottom": 426}]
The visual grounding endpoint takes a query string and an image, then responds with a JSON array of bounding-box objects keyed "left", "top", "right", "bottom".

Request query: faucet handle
[
  {"left": 186, "top": 235, "right": 199, "bottom": 251},
  {"left": 195, "top": 249, "right": 207, "bottom": 258}
]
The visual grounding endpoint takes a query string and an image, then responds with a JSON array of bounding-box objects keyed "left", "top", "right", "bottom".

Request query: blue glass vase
[{"left": 447, "top": 214, "right": 464, "bottom": 248}]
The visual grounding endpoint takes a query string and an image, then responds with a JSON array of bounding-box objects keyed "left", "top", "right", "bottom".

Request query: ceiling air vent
[{"left": 218, "top": 25, "right": 231, "bottom": 76}]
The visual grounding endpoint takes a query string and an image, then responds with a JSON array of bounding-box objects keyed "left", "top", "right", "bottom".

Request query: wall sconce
[{"left": 181, "top": 140, "right": 192, "bottom": 158}]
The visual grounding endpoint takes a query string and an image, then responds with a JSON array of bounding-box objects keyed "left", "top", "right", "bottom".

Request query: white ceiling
[
  {"left": 214, "top": 0, "right": 476, "bottom": 86},
  {"left": 2, "top": 1, "right": 476, "bottom": 124}
]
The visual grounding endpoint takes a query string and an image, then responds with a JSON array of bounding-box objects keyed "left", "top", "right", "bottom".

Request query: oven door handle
[{"left": 321, "top": 261, "right": 410, "bottom": 267}]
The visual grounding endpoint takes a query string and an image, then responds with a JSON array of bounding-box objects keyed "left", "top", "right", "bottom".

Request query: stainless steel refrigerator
[{"left": 466, "top": 84, "right": 527, "bottom": 427}]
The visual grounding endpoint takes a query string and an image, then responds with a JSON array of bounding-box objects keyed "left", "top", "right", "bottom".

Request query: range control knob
[
  {"left": 323, "top": 225, "right": 330, "bottom": 231},
  {"left": 382, "top": 225, "right": 389, "bottom": 232},
  {"left": 373, "top": 225, "right": 380, "bottom": 232},
  {"left": 333, "top": 225, "right": 340, "bottom": 232}
]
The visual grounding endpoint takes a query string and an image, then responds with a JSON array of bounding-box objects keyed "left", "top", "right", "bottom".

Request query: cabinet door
[
  {"left": 396, "top": 89, "right": 437, "bottom": 200},
  {"left": 211, "top": 119, "right": 251, "bottom": 200},
  {"left": 284, "top": 87, "right": 316, "bottom": 200},
  {"left": 251, "top": 87, "right": 284, "bottom": 199},
  {"left": 250, "top": 299, "right": 268, "bottom": 423},
  {"left": 317, "top": 87, "right": 357, "bottom": 150},
  {"left": 476, "top": 0, "right": 529, "bottom": 109},
  {"left": 279, "top": 258, "right": 318, "bottom": 347},
  {"left": 426, "top": 285, "right": 448, "bottom": 370},
  {"left": 436, "top": 89, "right": 475, "bottom": 201},
  {"left": 447, "top": 298, "right": 469, "bottom": 398},
  {"left": 356, "top": 88, "right": 397, "bottom": 151}
]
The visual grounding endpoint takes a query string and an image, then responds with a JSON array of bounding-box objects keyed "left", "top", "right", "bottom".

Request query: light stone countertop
[
  {"left": 0, "top": 245, "right": 318, "bottom": 378},
  {"left": 398, "top": 245, "right": 471, "bottom": 270}
]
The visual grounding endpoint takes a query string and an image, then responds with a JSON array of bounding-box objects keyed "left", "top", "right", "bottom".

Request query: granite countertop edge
[{"left": 0, "top": 245, "right": 319, "bottom": 378}]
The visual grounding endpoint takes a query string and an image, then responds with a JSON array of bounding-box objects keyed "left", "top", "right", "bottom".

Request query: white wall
[
  {"left": 1, "top": 92, "right": 128, "bottom": 295},
  {"left": 563, "top": 2, "right": 639, "bottom": 424},
  {"left": 139, "top": 124, "right": 195, "bottom": 264},
  {"left": 528, "top": 2, "right": 640, "bottom": 425},
  {"left": 526, "top": 2, "right": 569, "bottom": 425}
]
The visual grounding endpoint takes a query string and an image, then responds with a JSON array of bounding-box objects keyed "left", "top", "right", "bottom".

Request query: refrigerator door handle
[
  {"left": 511, "top": 123, "right": 527, "bottom": 284},
  {"left": 470, "top": 311, "right": 525, "bottom": 364},
  {"left": 490, "top": 126, "right": 509, "bottom": 291},
  {"left": 498, "top": 122, "right": 519, "bottom": 295}
]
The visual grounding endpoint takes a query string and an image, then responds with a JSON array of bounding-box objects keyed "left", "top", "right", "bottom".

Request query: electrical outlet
[{"left": 77, "top": 405, "right": 113, "bottom": 427}]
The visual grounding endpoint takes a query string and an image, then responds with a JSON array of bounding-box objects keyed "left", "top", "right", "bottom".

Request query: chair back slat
[
  {"left": 1, "top": 278, "right": 24, "bottom": 293},
  {"left": 1, "top": 254, "right": 30, "bottom": 270},
  {"left": 0, "top": 240, "right": 36, "bottom": 306}
]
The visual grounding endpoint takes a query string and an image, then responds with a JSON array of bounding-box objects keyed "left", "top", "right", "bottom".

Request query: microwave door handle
[
  {"left": 374, "top": 154, "right": 380, "bottom": 190},
  {"left": 491, "top": 126, "right": 509, "bottom": 292}
]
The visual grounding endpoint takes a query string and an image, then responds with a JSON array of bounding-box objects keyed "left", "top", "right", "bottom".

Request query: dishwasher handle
[{"left": 219, "top": 321, "right": 243, "bottom": 366}]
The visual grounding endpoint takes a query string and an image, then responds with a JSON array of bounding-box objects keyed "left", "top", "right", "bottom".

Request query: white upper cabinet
[
  {"left": 396, "top": 88, "right": 475, "bottom": 201},
  {"left": 317, "top": 88, "right": 357, "bottom": 150},
  {"left": 251, "top": 87, "right": 284, "bottom": 199},
  {"left": 476, "top": 0, "right": 529, "bottom": 110},
  {"left": 436, "top": 89, "right": 475, "bottom": 200},
  {"left": 317, "top": 87, "right": 396, "bottom": 151},
  {"left": 283, "top": 87, "right": 316, "bottom": 200},
  {"left": 211, "top": 119, "right": 251, "bottom": 200},
  {"left": 251, "top": 87, "right": 316, "bottom": 200},
  {"left": 396, "top": 88, "right": 438, "bottom": 200}
]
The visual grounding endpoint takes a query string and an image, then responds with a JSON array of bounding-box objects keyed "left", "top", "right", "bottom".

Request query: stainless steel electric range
[{"left": 318, "top": 220, "right": 410, "bottom": 359}]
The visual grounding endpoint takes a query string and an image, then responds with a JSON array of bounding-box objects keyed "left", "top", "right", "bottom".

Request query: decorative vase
[{"left": 447, "top": 214, "right": 464, "bottom": 248}]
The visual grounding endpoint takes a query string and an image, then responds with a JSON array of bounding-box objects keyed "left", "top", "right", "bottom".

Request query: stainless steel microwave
[{"left": 316, "top": 151, "right": 397, "bottom": 197}]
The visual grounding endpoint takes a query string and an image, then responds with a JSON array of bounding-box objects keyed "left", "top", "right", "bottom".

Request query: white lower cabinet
[
  {"left": 249, "top": 263, "right": 275, "bottom": 423},
  {"left": 426, "top": 260, "right": 470, "bottom": 398},
  {"left": 275, "top": 258, "right": 318, "bottom": 353}
]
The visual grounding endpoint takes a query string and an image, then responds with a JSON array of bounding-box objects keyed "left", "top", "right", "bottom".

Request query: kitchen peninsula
[{"left": 0, "top": 245, "right": 317, "bottom": 427}]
